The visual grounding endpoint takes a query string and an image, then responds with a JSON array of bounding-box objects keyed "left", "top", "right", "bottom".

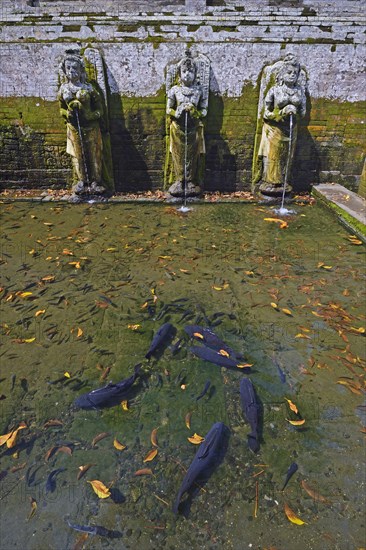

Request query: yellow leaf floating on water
[
  {"left": 41, "top": 275, "right": 55, "bottom": 282},
  {"left": 271, "top": 302, "right": 280, "bottom": 310},
  {"left": 18, "top": 292, "right": 33, "bottom": 298},
  {"left": 237, "top": 363, "right": 253, "bottom": 369},
  {"left": 113, "top": 438, "right": 127, "bottom": 451},
  {"left": 127, "top": 324, "right": 141, "bottom": 331},
  {"left": 284, "top": 503, "right": 307, "bottom": 525},
  {"left": 287, "top": 419, "right": 305, "bottom": 426},
  {"left": 6, "top": 423, "right": 27, "bottom": 448},
  {"left": 0, "top": 422, "right": 27, "bottom": 448},
  {"left": 193, "top": 332, "right": 204, "bottom": 339},
  {"left": 151, "top": 428, "right": 159, "bottom": 447},
  {"left": 263, "top": 218, "right": 288, "bottom": 229},
  {"left": 23, "top": 337, "right": 36, "bottom": 343},
  {"left": 185, "top": 412, "right": 192, "bottom": 430},
  {"left": 350, "top": 326, "right": 365, "bottom": 334},
  {"left": 143, "top": 448, "right": 158, "bottom": 463},
  {"left": 64, "top": 371, "right": 71, "bottom": 378},
  {"left": 285, "top": 398, "right": 299, "bottom": 414},
  {"left": 121, "top": 400, "right": 129, "bottom": 411},
  {"left": 27, "top": 497, "right": 37, "bottom": 521},
  {"left": 317, "top": 262, "right": 333, "bottom": 270},
  {"left": 282, "top": 308, "right": 293, "bottom": 316},
  {"left": 88, "top": 480, "right": 111, "bottom": 499},
  {"left": 218, "top": 349, "right": 230, "bottom": 357},
  {"left": 77, "top": 327, "right": 83, "bottom": 338},
  {"left": 35, "top": 309, "right": 45, "bottom": 317},
  {"left": 295, "top": 333, "right": 311, "bottom": 339},
  {"left": 188, "top": 433, "right": 205, "bottom": 445}
]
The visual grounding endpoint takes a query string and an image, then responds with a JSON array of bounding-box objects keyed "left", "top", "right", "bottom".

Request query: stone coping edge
[{"left": 312, "top": 184, "right": 366, "bottom": 243}]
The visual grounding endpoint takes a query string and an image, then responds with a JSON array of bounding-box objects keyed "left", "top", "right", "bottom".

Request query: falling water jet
[
  {"left": 273, "top": 113, "right": 295, "bottom": 216},
  {"left": 75, "top": 108, "right": 90, "bottom": 189},
  {"left": 177, "top": 110, "right": 192, "bottom": 213}
]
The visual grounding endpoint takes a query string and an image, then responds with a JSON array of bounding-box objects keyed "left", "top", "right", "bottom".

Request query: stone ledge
[{"left": 312, "top": 183, "right": 366, "bottom": 240}]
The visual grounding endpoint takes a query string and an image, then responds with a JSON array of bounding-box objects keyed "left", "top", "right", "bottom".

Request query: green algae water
[{"left": 0, "top": 201, "right": 365, "bottom": 550}]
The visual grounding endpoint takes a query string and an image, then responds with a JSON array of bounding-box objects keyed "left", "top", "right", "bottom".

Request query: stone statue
[
  {"left": 58, "top": 49, "right": 114, "bottom": 196},
  {"left": 165, "top": 50, "right": 210, "bottom": 197},
  {"left": 253, "top": 54, "right": 307, "bottom": 196}
]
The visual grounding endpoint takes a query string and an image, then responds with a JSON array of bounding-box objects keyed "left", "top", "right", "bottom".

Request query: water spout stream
[
  {"left": 279, "top": 113, "right": 293, "bottom": 212},
  {"left": 75, "top": 108, "right": 89, "bottom": 187},
  {"left": 177, "top": 110, "right": 191, "bottom": 213}
]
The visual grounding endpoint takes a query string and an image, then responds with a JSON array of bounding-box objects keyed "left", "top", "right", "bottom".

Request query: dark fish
[
  {"left": 240, "top": 378, "right": 259, "bottom": 453},
  {"left": 74, "top": 365, "right": 141, "bottom": 410},
  {"left": 45, "top": 468, "right": 65, "bottom": 494},
  {"left": 190, "top": 345, "right": 247, "bottom": 370},
  {"left": 196, "top": 380, "right": 211, "bottom": 402},
  {"left": 173, "top": 422, "right": 229, "bottom": 514},
  {"left": 26, "top": 463, "right": 43, "bottom": 487},
  {"left": 273, "top": 355, "right": 286, "bottom": 384},
  {"left": 66, "top": 518, "right": 122, "bottom": 538},
  {"left": 170, "top": 338, "right": 184, "bottom": 355},
  {"left": 184, "top": 325, "right": 243, "bottom": 360},
  {"left": 145, "top": 323, "right": 174, "bottom": 359},
  {"left": 282, "top": 462, "right": 298, "bottom": 491}
]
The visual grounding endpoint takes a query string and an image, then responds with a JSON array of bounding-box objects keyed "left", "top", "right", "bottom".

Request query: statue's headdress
[{"left": 178, "top": 50, "right": 197, "bottom": 77}]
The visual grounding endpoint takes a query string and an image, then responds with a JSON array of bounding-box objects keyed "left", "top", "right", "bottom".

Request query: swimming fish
[
  {"left": 240, "top": 378, "right": 260, "bottom": 453},
  {"left": 45, "top": 468, "right": 65, "bottom": 494},
  {"left": 190, "top": 346, "right": 248, "bottom": 370},
  {"left": 66, "top": 518, "right": 122, "bottom": 538},
  {"left": 145, "top": 323, "right": 174, "bottom": 359},
  {"left": 173, "top": 422, "right": 229, "bottom": 514},
  {"left": 184, "top": 325, "right": 243, "bottom": 360},
  {"left": 195, "top": 380, "right": 211, "bottom": 402},
  {"left": 74, "top": 365, "right": 141, "bottom": 410},
  {"left": 282, "top": 462, "right": 298, "bottom": 491}
]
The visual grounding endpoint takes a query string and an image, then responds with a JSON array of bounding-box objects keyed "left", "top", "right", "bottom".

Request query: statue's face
[
  {"left": 283, "top": 66, "right": 298, "bottom": 87},
  {"left": 65, "top": 59, "right": 81, "bottom": 83},
  {"left": 180, "top": 65, "right": 195, "bottom": 86}
]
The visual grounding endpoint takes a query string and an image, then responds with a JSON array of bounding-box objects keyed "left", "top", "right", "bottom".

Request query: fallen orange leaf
[
  {"left": 300, "top": 480, "right": 329, "bottom": 503},
  {"left": 284, "top": 502, "right": 307, "bottom": 525},
  {"left": 151, "top": 428, "right": 159, "bottom": 447},
  {"left": 286, "top": 419, "right": 305, "bottom": 426},
  {"left": 188, "top": 433, "right": 205, "bottom": 445},
  {"left": 88, "top": 480, "right": 111, "bottom": 499},
  {"left": 185, "top": 412, "right": 192, "bottom": 430},
  {"left": 113, "top": 438, "right": 127, "bottom": 451},
  {"left": 27, "top": 497, "right": 37, "bottom": 521},
  {"left": 135, "top": 468, "right": 153, "bottom": 476},
  {"left": 285, "top": 398, "right": 299, "bottom": 414},
  {"left": 143, "top": 448, "right": 158, "bottom": 462}
]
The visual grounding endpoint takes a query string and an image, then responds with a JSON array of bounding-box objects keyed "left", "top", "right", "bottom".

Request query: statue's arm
[
  {"left": 197, "top": 90, "right": 208, "bottom": 118},
  {"left": 166, "top": 89, "right": 177, "bottom": 118}
]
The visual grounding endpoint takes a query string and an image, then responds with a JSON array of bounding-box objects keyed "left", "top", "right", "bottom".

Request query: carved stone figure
[
  {"left": 58, "top": 49, "right": 114, "bottom": 196},
  {"left": 253, "top": 54, "right": 307, "bottom": 196},
  {"left": 165, "top": 50, "right": 210, "bottom": 197}
]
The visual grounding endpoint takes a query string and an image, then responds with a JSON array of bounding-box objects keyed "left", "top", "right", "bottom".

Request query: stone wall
[{"left": 0, "top": 1, "right": 365, "bottom": 192}]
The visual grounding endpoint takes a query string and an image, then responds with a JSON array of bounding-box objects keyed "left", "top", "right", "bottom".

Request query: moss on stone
[{"left": 313, "top": 191, "right": 366, "bottom": 239}]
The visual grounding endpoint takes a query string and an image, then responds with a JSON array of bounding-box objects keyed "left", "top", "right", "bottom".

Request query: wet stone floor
[{"left": 0, "top": 201, "right": 365, "bottom": 550}]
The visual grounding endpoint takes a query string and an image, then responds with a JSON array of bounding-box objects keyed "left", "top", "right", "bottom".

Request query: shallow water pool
[{"left": 0, "top": 201, "right": 365, "bottom": 550}]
